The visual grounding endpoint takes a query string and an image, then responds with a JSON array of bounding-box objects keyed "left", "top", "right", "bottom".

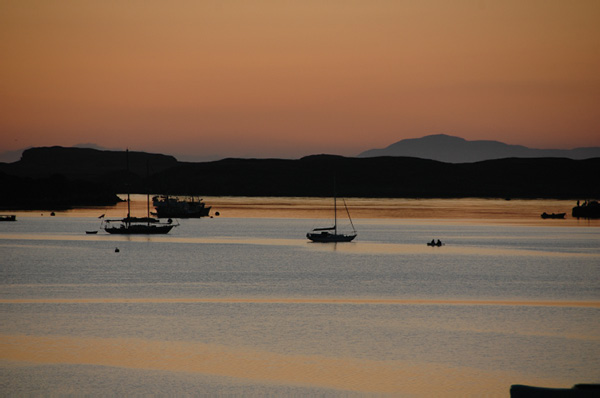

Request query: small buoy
[{"left": 115, "top": 247, "right": 120, "bottom": 253}]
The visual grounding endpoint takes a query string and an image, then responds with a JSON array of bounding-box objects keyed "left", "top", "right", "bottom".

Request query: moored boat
[
  {"left": 0, "top": 214, "right": 16, "bottom": 222},
  {"left": 572, "top": 200, "right": 600, "bottom": 219},
  {"left": 102, "top": 150, "right": 178, "bottom": 235},
  {"left": 103, "top": 216, "right": 175, "bottom": 234},
  {"left": 307, "top": 187, "right": 356, "bottom": 243},
  {"left": 307, "top": 228, "right": 357, "bottom": 243},
  {"left": 152, "top": 195, "right": 211, "bottom": 218},
  {"left": 541, "top": 212, "right": 566, "bottom": 219}
]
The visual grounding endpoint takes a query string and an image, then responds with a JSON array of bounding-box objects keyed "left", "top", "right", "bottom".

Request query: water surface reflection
[{"left": 1, "top": 199, "right": 599, "bottom": 397}]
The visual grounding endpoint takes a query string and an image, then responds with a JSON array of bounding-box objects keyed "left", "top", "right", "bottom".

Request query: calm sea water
[{"left": 1, "top": 198, "right": 599, "bottom": 397}]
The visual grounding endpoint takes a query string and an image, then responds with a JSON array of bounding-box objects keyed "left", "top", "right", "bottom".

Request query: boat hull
[
  {"left": 154, "top": 207, "right": 210, "bottom": 218},
  {"left": 104, "top": 225, "right": 174, "bottom": 234},
  {"left": 306, "top": 232, "right": 356, "bottom": 243},
  {"left": 541, "top": 212, "right": 566, "bottom": 219},
  {"left": 153, "top": 196, "right": 211, "bottom": 218}
]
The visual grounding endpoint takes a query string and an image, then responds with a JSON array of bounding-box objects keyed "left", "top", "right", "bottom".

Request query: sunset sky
[{"left": 1, "top": 0, "right": 599, "bottom": 160}]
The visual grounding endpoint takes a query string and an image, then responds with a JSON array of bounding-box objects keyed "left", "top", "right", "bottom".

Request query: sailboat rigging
[
  {"left": 307, "top": 187, "right": 357, "bottom": 243},
  {"left": 102, "top": 150, "right": 178, "bottom": 234}
]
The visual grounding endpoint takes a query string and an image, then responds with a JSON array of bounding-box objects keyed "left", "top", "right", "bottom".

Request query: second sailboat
[{"left": 307, "top": 192, "right": 357, "bottom": 243}]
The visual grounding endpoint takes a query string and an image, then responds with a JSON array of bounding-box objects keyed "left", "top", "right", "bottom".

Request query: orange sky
[{"left": 1, "top": 0, "right": 599, "bottom": 159}]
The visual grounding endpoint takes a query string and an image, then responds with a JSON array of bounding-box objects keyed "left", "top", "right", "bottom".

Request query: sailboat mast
[
  {"left": 333, "top": 176, "right": 337, "bottom": 235},
  {"left": 334, "top": 195, "right": 337, "bottom": 234},
  {"left": 126, "top": 149, "right": 131, "bottom": 225},
  {"left": 146, "top": 161, "right": 150, "bottom": 225}
]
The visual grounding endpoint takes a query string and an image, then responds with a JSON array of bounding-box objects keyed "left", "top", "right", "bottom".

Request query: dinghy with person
[{"left": 427, "top": 239, "right": 444, "bottom": 247}]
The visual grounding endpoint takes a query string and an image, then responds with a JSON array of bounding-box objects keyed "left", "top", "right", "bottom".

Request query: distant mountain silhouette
[{"left": 358, "top": 134, "right": 600, "bottom": 163}]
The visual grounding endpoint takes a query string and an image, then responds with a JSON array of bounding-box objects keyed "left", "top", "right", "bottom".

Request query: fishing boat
[
  {"left": 102, "top": 150, "right": 178, "bottom": 235},
  {"left": 572, "top": 200, "right": 600, "bottom": 219},
  {"left": 307, "top": 191, "right": 357, "bottom": 243},
  {"left": 152, "top": 195, "right": 211, "bottom": 218},
  {"left": 0, "top": 215, "right": 16, "bottom": 222}
]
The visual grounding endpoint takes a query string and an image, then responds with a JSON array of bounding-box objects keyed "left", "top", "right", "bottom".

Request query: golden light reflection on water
[
  {"left": 9, "top": 196, "right": 598, "bottom": 227},
  {"left": 1, "top": 233, "right": 597, "bottom": 260},
  {"left": 0, "top": 334, "right": 566, "bottom": 397},
  {"left": 194, "top": 197, "right": 600, "bottom": 227},
  {"left": 2, "top": 197, "right": 598, "bottom": 396}
]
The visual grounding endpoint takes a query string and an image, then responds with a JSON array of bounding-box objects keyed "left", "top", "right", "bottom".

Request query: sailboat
[
  {"left": 307, "top": 191, "right": 357, "bottom": 243},
  {"left": 103, "top": 150, "right": 177, "bottom": 235}
]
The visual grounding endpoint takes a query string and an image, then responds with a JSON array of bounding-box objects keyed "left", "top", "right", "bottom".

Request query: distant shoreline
[
  {"left": 1, "top": 147, "right": 598, "bottom": 209},
  {"left": 6, "top": 197, "right": 598, "bottom": 228}
]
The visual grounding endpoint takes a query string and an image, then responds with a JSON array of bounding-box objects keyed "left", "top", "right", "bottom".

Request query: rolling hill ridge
[
  {"left": 1, "top": 146, "right": 599, "bottom": 209},
  {"left": 358, "top": 134, "right": 600, "bottom": 163}
]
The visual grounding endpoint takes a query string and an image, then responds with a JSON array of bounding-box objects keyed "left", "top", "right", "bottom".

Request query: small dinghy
[{"left": 541, "top": 212, "right": 566, "bottom": 219}]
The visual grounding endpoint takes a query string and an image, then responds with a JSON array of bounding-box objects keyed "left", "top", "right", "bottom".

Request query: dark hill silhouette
[
  {"left": 358, "top": 134, "right": 600, "bottom": 163},
  {"left": 0, "top": 147, "right": 176, "bottom": 209},
  {"left": 2, "top": 146, "right": 178, "bottom": 180},
  {"left": 152, "top": 155, "right": 599, "bottom": 199},
  {"left": 0, "top": 171, "right": 122, "bottom": 210},
  {"left": 1, "top": 146, "right": 599, "bottom": 209}
]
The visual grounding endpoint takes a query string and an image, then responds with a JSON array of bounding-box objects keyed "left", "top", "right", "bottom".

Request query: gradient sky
[{"left": 1, "top": 0, "right": 599, "bottom": 160}]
